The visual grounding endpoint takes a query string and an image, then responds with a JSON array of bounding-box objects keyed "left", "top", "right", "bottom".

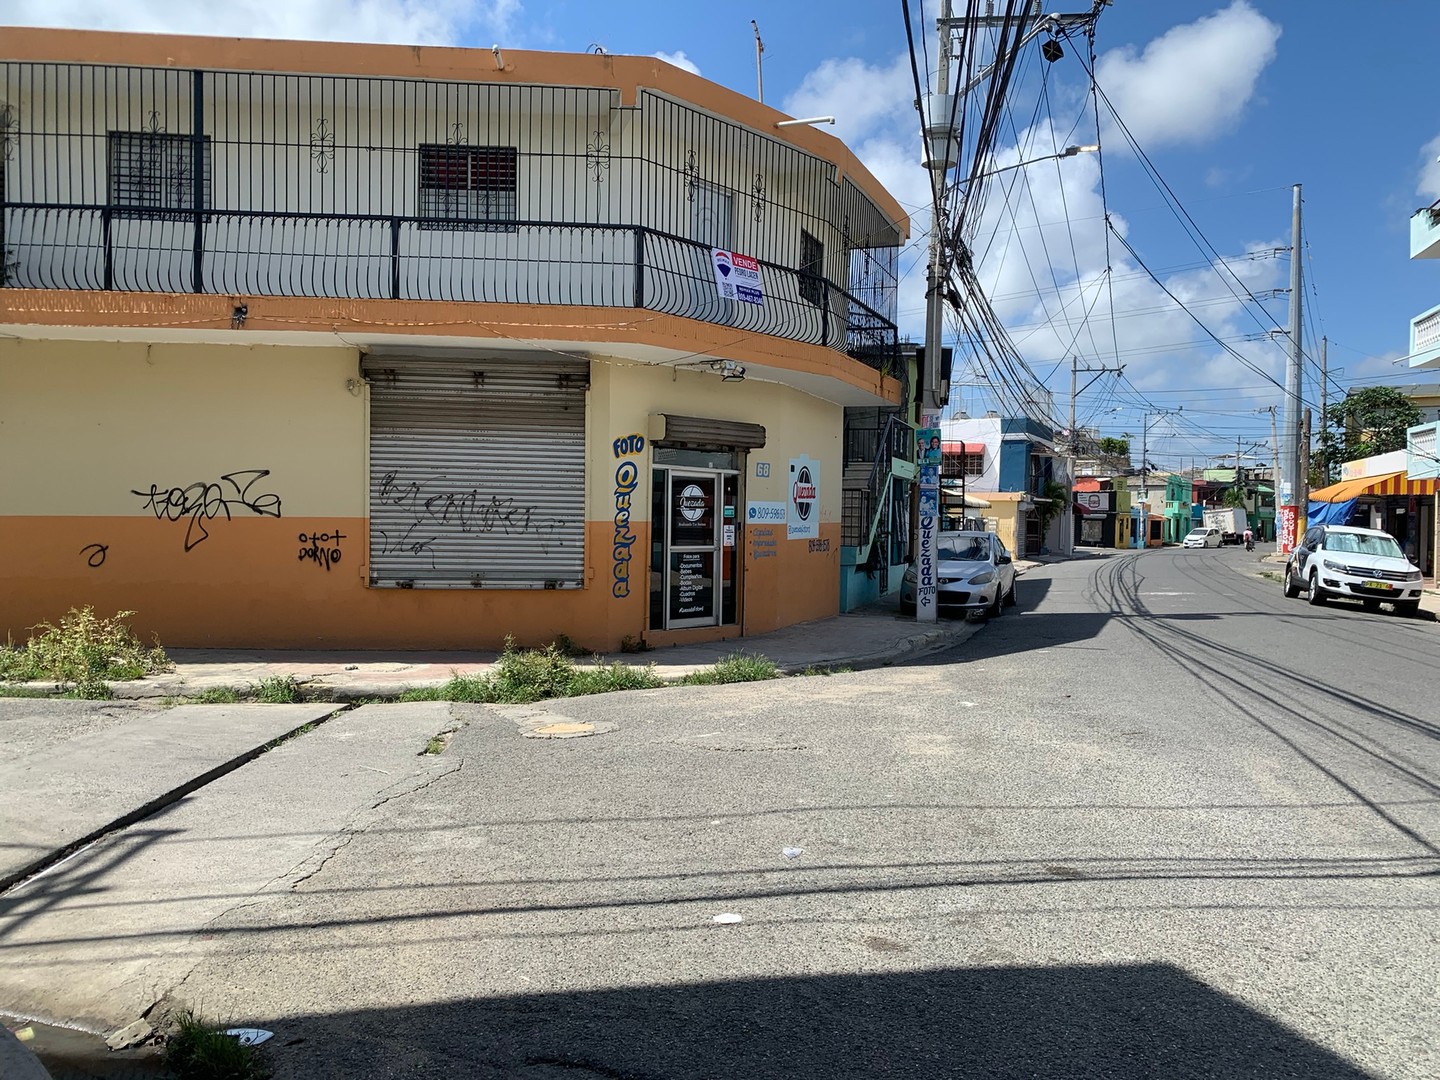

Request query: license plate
[{"left": 1361, "top": 580, "right": 1393, "bottom": 591}]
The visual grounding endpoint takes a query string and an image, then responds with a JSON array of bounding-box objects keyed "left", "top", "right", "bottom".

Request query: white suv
[{"left": 1282, "top": 524, "right": 1425, "bottom": 615}]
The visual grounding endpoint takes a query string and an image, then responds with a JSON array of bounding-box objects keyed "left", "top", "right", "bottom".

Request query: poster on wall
[
  {"left": 787, "top": 455, "right": 821, "bottom": 540},
  {"left": 917, "top": 428, "right": 942, "bottom": 464},
  {"left": 1278, "top": 505, "right": 1298, "bottom": 554}
]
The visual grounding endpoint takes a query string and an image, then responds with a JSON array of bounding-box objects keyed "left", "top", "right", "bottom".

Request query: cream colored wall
[
  {"left": 0, "top": 339, "right": 366, "bottom": 516},
  {"left": 586, "top": 357, "right": 842, "bottom": 524}
]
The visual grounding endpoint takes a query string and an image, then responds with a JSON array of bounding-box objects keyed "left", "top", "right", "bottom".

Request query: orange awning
[{"left": 1309, "top": 471, "right": 1437, "bottom": 502}]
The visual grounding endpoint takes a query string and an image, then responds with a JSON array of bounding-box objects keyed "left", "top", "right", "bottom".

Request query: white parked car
[
  {"left": 900, "top": 531, "right": 1017, "bottom": 619},
  {"left": 1283, "top": 524, "right": 1425, "bottom": 615},
  {"left": 1182, "top": 527, "right": 1222, "bottom": 549}
]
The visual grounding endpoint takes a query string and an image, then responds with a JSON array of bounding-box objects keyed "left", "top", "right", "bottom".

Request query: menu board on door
[{"left": 669, "top": 551, "right": 715, "bottom": 621}]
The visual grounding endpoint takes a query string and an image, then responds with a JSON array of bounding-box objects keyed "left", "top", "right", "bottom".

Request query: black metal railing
[
  {"left": 0, "top": 60, "right": 904, "bottom": 374},
  {"left": 2, "top": 202, "right": 899, "bottom": 374}
]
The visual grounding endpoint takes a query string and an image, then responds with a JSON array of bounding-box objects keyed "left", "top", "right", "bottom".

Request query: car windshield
[
  {"left": 938, "top": 539, "right": 990, "bottom": 561},
  {"left": 1325, "top": 532, "right": 1403, "bottom": 559},
  {"left": 1186, "top": 530, "right": 1207, "bottom": 538}
]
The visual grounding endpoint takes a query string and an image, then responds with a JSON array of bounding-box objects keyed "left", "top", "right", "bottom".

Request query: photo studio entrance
[{"left": 649, "top": 448, "right": 742, "bottom": 632}]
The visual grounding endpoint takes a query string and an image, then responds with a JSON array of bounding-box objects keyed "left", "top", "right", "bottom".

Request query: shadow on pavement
[{"left": 225, "top": 962, "right": 1377, "bottom": 1080}]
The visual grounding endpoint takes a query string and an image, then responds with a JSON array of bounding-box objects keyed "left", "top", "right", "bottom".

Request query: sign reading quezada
[{"left": 788, "top": 455, "right": 820, "bottom": 541}]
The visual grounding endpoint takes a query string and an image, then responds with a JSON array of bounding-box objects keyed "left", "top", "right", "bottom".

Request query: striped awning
[{"left": 1310, "top": 471, "right": 1438, "bottom": 502}]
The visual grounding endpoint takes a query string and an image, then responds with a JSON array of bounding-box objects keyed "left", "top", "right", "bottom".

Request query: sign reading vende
[{"left": 712, "top": 249, "right": 765, "bottom": 305}]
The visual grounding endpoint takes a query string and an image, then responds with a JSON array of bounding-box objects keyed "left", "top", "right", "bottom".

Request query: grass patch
[
  {"left": 252, "top": 675, "right": 302, "bottom": 704},
  {"left": 164, "top": 1009, "right": 271, "bottom": 1080},
  {"left": 1258, "top": 570, "right": 1283, "bottom": 583},
  {"left": 423, "top": 735, "right": 449, "bottom": 755},
  {"left": 193, "top": 686, "right": 243, "bottom": 704},
  {"left": 799, "top": 664, "right": 852, "bottom": 677},
  {"left": 60, "top": 678, "right": 113, "bottom": 700},
  {"left": 399, "top": 639, "right": 664, "bottom": 704},
  {"left": 0, "top": 607, "right": 170, "bottom": 691},
  {"left": 567, "top": 660, "right": 666, "bottom": 696},
  {"left": 679, "top": 652, "right": 781, "bottom": 686},
  {"left": 0, "top": 685, "right": 54, "bottom": 698}
]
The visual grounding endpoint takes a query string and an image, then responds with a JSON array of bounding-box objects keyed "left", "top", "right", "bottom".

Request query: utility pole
[
  {"left": 1067, "top": 355, "right": 1122, "bottom": 556},
  {"left": 913, "top": 2, "right": 1105, "bottom": 606},
  {"left": 1300, "top": 408, "right": 1312, "bottom": 504},
  {"left": 751, "top": 21, "right": 764, "bottom": 104},
  {"left": 914, "top": 0, "right": 954, "bottom": 624},
  {"left": 1281, "top": 183, "right": 1304, "bottom": 551},
  {"left": 1319, "top": 336, "right": 1329, "bottom": 483}
]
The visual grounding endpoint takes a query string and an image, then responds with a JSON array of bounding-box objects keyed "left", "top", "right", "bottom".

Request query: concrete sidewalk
[{"left": 97, "top": 591, "right": 995, "bottom": 702}]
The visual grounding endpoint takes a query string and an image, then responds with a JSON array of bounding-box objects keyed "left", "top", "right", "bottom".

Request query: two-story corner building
[{"left": 0, "top": 29, "right": 907, "bottom": 651}]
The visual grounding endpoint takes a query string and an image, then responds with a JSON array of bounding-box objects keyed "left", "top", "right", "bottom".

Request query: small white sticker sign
[{"left": 723, "top": 524, "right": 736, "bottom": 548}]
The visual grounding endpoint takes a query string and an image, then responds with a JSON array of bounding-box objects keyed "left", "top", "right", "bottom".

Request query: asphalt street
[{"left": 7, "top": 547, "right": 1438, "bottom": 1079}]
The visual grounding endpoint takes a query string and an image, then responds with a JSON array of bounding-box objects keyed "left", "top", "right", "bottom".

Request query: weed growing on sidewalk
[
  {"left": 398, "top": 639, "right": 662, "bottom": 704},
  {"left": 193, "top": 686, "right": 244, "bottom": 704},
  {"left": 164, "top": 1010, "right": 271, "bottom": 1080},
  {"left": 0, "top": 685, "right": 51, "bottom": 698},
  {"left": 680, "top": 652, "right": 780, "bottom": 685},
  {"left": 0, "top": 607, "right": 170, "bottom": 691},
  {"left": 253, "top": 675, "right": 302, "bottom": 704}
]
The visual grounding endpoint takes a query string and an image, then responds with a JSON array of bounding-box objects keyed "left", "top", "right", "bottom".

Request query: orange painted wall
[
  {"left": 0, "top": 516, "right": 649, "bottom": 652},
  {"left": 2, "top": 339, "right": 846, "bottom": 652}
]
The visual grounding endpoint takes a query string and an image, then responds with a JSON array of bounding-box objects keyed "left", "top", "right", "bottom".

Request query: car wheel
[
  {"left": 1394, "top": 600, "right": 1421, "bottom": 618},
  {"left": 1003, "top": 581, "right": 1017, "bottom": 607},
  {"left": 899, "top": 598, "right": 915, "bottom": 617},
  {"left": 1282, "top": 564, "right": 1300, "bottom": 598},
  {"left": 1306, "top": 571, "right": 1327, "bottom": 605}
]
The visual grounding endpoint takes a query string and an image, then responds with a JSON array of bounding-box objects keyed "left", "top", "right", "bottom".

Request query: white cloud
[
  {"left": 2, "top": 0, "right": 521, "bottom": 46},
  {"left": 1417, "top": 133, "right": 1440, "bottom": 202},
  {"left": 652, "top": 51, "right": 700, "bottom": 76},
  {"left": 782, "top": 31, "right": 1288, "bottom": 450},
  {"left": 1095, "top": 1, "right": 1280, "bottom": 147},
  {"left": 783, "top": 53, "right": 916, "bottom": 153}
]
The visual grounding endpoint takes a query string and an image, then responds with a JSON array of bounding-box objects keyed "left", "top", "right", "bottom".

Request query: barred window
[
  {"left": 107, "top": 131, "right": 211, "bottom": 218},
  {"left": 418, "top": 144, "right": 517, "bottom": 230},
  {"left": 799, "top": 229, "right": 824, "bottom": 306}
]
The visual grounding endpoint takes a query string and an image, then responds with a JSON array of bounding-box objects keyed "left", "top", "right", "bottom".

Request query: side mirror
[{"left": 996, "top": 554, "right": 1011, "bottom": 565}]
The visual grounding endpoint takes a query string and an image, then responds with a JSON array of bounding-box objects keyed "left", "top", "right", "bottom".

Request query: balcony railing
[
  {"left": 1, "top": 205, "right": 899, "bottom": 373},
  {"left": 0, "top": 60, "right": 904, "bottom": 377}
]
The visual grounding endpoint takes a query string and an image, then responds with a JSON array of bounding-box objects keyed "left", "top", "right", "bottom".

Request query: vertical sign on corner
[
  {"left": 916, "top": 417, "right": 941, "bottom": 622},
  {"left": 788, "top": 455, "right": 820, "bottom": 540}
]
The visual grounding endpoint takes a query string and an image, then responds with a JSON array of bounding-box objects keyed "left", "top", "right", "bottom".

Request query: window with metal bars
[
  {"left": 418, "top": 144, "right": 518, "bottom": 231},
  {"left": 941, "top": 451, "right": 985, "bottom": 477},
  {"left": 798, "top": 229, "right": 824, "bottom": 307},
  {"left": 107, "top": 131, "right": 211, "bottom": 219}
]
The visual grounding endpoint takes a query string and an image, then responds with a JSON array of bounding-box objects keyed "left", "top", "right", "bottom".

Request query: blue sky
[{"left": 10, "top": 0, "right": 1439, "bottom": 468}]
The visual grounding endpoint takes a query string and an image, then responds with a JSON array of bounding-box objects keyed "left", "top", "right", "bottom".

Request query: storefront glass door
[{"left": 652, "top": 465, "right": 740, "bottom": 630}]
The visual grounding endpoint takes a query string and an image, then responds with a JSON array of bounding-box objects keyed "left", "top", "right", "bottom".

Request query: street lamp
[{"left": 962, "top": 144, "right": 1100, "bottom": 180}]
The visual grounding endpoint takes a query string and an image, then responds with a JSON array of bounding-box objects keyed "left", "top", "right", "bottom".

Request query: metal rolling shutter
[
  {"left": 653, "top": 414, "right": 767, "bottom": 450},
  {"left": 364, "top": 356, "right": 588, "bottom": 588}
]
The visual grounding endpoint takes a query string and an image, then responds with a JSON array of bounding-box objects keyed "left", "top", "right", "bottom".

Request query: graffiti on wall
[
  {"left": 131, "top": 470, "right": 283, "bottom": 552},
  {"left": 376, "top": 473, "right": 562, "bottom": 538},
  {"left": 611, "top": 434, "right": 645, "bottom": 599},
  {"left": 80, "top": 543, "right": 109, "bottom": 568},
  {"left": 298, "top": 530, "right": 346, "bottom": 571}
]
